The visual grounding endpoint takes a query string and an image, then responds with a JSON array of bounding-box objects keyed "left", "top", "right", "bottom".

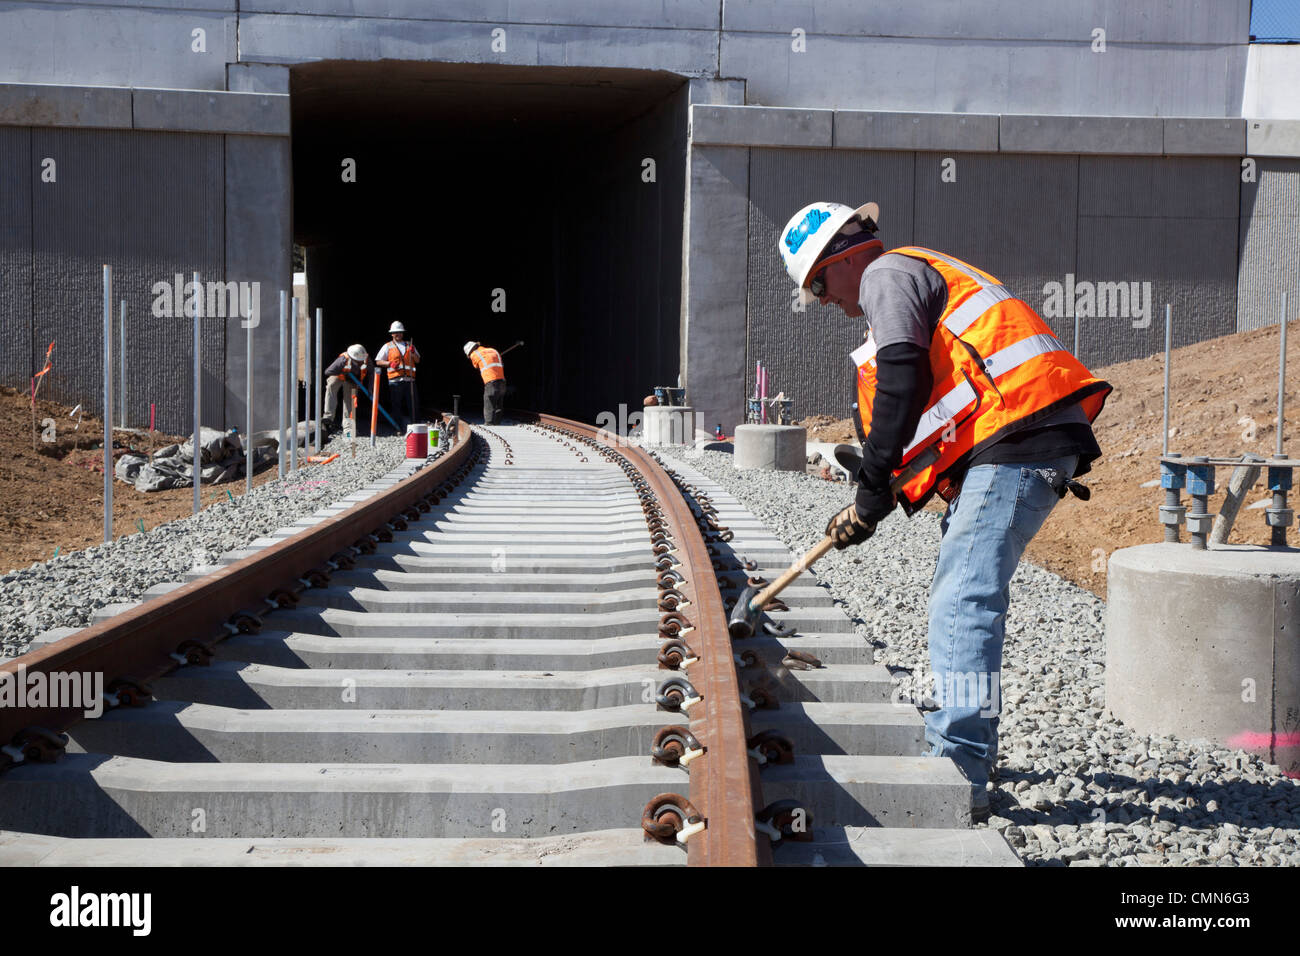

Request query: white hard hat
[
  {"left": 389, "top": 321, "right": 406, "bottom": 333},
  {"left": 778, "top": 201, "right": 880, "bottom": 305},
  {"left": 463, "top": 341, "right": 478, "bottom": 356},
  {"left": 347, "top": 344, "right": 367, "bottom": 362}
]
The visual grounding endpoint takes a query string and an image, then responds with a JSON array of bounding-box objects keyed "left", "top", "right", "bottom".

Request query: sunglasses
[{"left": 808, "top": 266, "right": 828, "bottom": 298}]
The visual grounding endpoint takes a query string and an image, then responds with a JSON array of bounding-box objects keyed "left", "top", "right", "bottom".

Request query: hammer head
[{"left": 727, "top": 584, "right": 762, "bottom": 640}]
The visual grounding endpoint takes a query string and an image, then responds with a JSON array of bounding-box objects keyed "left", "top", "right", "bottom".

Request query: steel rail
[
  {"left": 529, "top": 413, "right": 769, "bottom": 867},
  {"left": 0, "top": 418, "right": 474, "bottom": 752}
]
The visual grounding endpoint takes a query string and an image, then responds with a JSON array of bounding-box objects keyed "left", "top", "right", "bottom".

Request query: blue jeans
[{"left": 923, "top": 455, "right": 1078, "bottom": 786}]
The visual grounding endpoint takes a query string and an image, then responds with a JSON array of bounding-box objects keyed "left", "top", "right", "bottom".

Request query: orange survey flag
[{"left": 31, "top": 341, "right": 55, "bottom": 402}]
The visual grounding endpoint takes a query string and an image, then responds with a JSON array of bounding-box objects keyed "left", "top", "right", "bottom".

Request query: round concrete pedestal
[
  {"left": 1106, "top": 543, "right": 1300, "bottom": 775},
  {"left": 641, "top": 405, "right": 697, "bottom": 445},
  {"left": 734, "top": 424, "right": 807, "bottom": 472}
]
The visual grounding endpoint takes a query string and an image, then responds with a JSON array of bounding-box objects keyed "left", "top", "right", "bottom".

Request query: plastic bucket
[{"left": 405, "top": 423, "right": 428, "bottom": 459}]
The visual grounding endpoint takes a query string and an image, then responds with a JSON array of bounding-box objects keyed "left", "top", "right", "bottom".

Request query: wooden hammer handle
[{"left": 749, "top": 535, "right": 836, "bottom": 611}]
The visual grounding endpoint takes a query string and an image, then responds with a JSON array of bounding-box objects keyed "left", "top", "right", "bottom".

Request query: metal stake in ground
[
  {"left": 1162, "top": 304, "right": 1172, "bottom": 457},
  {"left": 118, "top": 299, "right": 126, "bottom": 428},
  {"left": 1278, "top": 292, "right": 1289, "bottom": 460},
  {"left": 246, "top": 299, "right": 254, "bottom": 495},
  {"left": 103, "top": 265, "right": 113, "bottom": 544},
  {"left": 315, "top": 307, "right": 323, "bottom": 454},
  {"left": 278, "top": 290, "right": 287, "bottom": 480},
  {"left": 192, "top": 270, "right": 202, "bottom": 516},
  {"left": 290, "top": 296, "right": 299, "bottom": 475}
]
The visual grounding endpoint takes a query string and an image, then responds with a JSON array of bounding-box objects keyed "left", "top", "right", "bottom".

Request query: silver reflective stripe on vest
[
  {"left": 482, "top": 362, "right": 502, "bottom": 370},
  {"left": 981, "top": 332, "right": 1065, "bottom": 380},
  {"left": 895, "top": 246, "right": 1017, "bottom": 338},
  {"left": 902, "top": 377, "right": 977, "bottom": 458},
  {"left": 944, "top": 284, "right": 1014, "bottom": 337}
]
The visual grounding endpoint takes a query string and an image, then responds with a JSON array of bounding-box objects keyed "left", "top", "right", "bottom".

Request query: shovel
[{"left": 727, "top": 445, "right": 940, "bottom": 639}]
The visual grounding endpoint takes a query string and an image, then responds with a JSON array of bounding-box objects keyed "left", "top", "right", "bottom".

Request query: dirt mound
[
  {"left": 0, "top": 385, "right": 275, "bottom": 572},
  {"left": 797, "top": 414, "right": 858, "bottom": 444}
]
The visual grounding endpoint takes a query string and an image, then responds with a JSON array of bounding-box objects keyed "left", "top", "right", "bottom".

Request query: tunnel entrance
[{"left": 292, "top": 61, "right": 686, "bottom": 431}]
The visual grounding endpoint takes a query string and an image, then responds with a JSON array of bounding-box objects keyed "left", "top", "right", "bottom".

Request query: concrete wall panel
[
  {"left": 723, "top": 0, "right": 1249, "bottom": 45},
  {"left": 133, "top": 89, "right": 290, "bottom": 136},
  {"left": 0, "top": 83, "right": 133, "bottom": 129},
  {"left": 0, "top": 127, "right": 33, "bottom": 392},
  {"left": 0, "top": 3, "right": 233, "bottom": 90},
  {"left": 224, "top": 135, "right": 292, "bottom": 435},
  {"left": 723, "top": 35, "right": 1245, "bottom": 117},
  {"left": 912, "top": 152, "right": 1078, "bottom": 336},
  {"left": 1238, "top": 160, "right": 1300, "bottom": 332},
  {"left": 835, "top": 111, "right": 999, "bottom": 153},
  {"left": 239, "top": 14, "right": 719, "bottom": 76},
  {"left": 1075, "top": 216, "right": 1236, "bottom": 367},
  {"left": 690, "top": 105, "right": 832, "bottom": 148},
  {"left": 745, "top": 148, "right": 915, "bottom": 421},
  {"left": 241, "top": 0, "right": 720, "bottom": 31},
  {"left": 683, "top": 146, "right": 749, "bottom": 433},
  {"left": 23, "top": 128, "right": 225, "bottom": 433}
]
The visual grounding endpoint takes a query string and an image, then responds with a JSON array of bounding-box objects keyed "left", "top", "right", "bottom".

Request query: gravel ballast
[
  {"left": 658, "top": 444, "right": 1300, "bottom": 867},
  {"left": 1, "top": 435, "right": 410, "bottom": 660}
]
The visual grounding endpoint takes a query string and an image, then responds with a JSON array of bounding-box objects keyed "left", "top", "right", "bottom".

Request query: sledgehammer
[{"left": 727, "top": 445, "right": 941, "bottom": 639}]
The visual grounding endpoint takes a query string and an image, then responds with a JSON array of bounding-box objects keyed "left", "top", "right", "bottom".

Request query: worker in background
[
  {"left": 778, "top": 200, "right": 1111, "bottom": 822},
  {"left": 375, "top": 321, "right": 420, "bottom": 432},
  {"left": 464, "top": 341, "right": 506, "bottom": 425},
  {"left": 322, "top": 344, "right": 369, "bottom": 436}
]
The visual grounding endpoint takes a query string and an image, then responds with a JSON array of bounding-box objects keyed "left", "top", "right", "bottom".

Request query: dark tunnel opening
[{"left": 292, "top": 61, "right": 686, "bottom": 431}]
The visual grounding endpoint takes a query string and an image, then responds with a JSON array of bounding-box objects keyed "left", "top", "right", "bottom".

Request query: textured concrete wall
[
  {"left": 224, "top": 135, "right": 293, "bottom": 435},
  {"left": 0, "top": 127, "right": 32, "bottom": 396},
  {"left": 18, "top": 128, "right": 227, "bottom": 435},
  {"left": 1238, "top": 159, "right": 1300, "bottom": 332},
  {"left": 740, "top": 147, "right": 1243, "bottom": 420},
  {"left": 0, "top": 124, "right": 295, "bottom": 436},
  {"left": 682, "top": 145, "right": 749, "bottom": 435}
]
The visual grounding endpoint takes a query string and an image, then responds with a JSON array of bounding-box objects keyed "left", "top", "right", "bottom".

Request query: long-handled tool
[
  {"left": 499, "top": 339, "right": 524, "bottom": 357},
  {"left": 727, "top": 445, "right": 940, "bottom": 639}
]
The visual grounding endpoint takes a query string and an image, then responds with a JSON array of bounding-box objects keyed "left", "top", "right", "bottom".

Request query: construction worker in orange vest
[
  {"left": 322, "top": 344, "right": 369, "bottom": 436},
  {"left": 778, "top": 200, "right": 1111, "bottom": 822},
  {"left": 464, "top": 341, "right": 506, "bottom": 425},
  {"left": 375, "top": 321, "right": 420, "bottom": 432}
]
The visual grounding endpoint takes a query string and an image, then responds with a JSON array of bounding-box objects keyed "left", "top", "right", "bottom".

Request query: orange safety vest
[
  {"left": 382, "top": 341, "right": 418, "bottom": 381},
  {"left": 470, "top": 346, "right": 505, "bottom": 384},
  {"left": 335, "top": 352, "right": 368, "bottom": 378},
  {"left": 854, "top": 246, "right": 1111, "bottom": 515}
]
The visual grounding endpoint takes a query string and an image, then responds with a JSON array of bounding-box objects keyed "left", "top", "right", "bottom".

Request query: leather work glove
[{"left": 825, "top": 503, "right": 877, "bottom": 550}]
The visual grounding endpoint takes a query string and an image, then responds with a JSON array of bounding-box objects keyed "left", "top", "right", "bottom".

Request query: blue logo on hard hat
[{"left": 784, "top": 208, "right": 831, "bottom": 255}]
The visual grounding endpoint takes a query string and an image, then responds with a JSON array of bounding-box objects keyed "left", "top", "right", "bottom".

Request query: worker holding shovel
[
  {"left": 767, "top": 200, "right": 1111, "bottom": 820},
  {"left": 464, "top": 340, "right": 521, "bottom": 425}
]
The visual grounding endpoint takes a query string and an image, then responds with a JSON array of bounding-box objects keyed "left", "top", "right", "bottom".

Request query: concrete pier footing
[
  {"left": 640, "top": 405, "right": 699, "bottom": 445},
  {"left": 1106, "top": 543, "right": 1300, "bottom": 776},
  {"left": 734, "top": 424, "right": 807, "bottom": 472}
]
